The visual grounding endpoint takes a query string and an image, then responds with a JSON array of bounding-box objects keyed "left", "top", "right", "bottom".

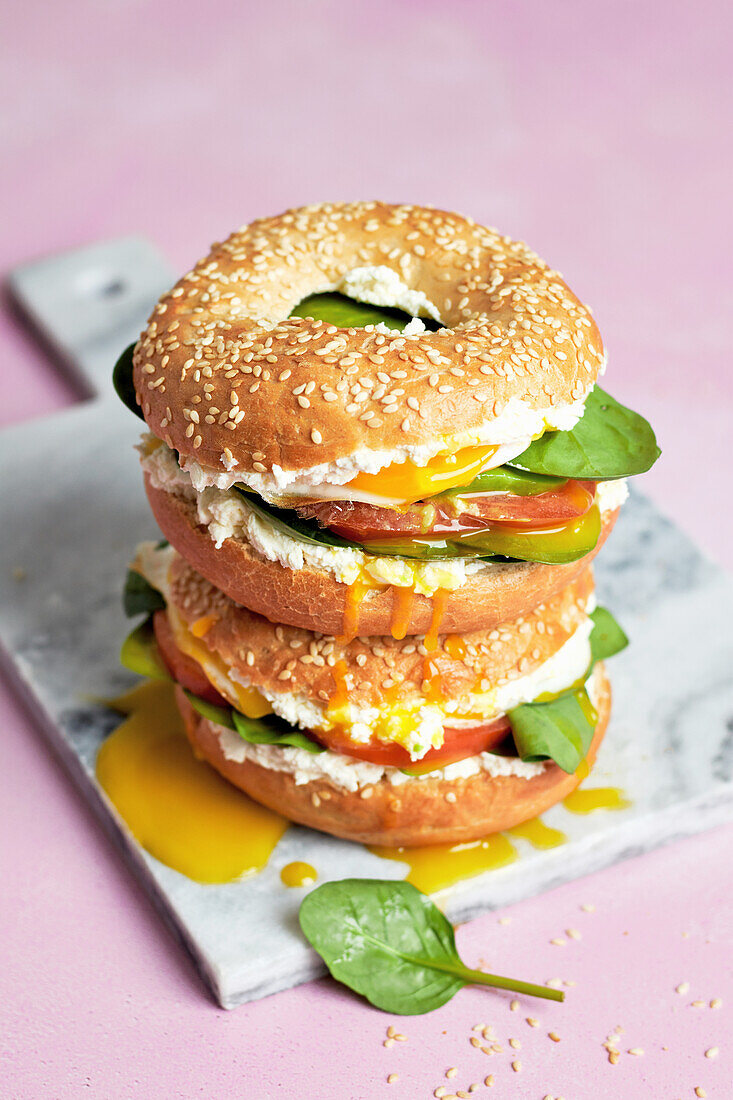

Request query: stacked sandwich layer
[{"left": 116, "top": 201, "right": 658, "bottom": 845}]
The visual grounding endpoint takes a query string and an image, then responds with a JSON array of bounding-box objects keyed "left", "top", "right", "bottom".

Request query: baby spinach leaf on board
[
  {"left": 510, "top": 386, "right": 660, "bottom": 479},
  {"left": 299, "top": 879, "right": 563, "bottom": 1015},
  {"left": 123, "top": 569, "right": 166, "bottom": 618},
  {"left": 120, "top": 619, "right": 171, "bottom": 682},
  {"left": 231, "top": 710, "right": 324, "bottom": 754},
  {"left": 112, "top": 343, "right": 145, "bottom": 421},
  {"left": 509, "top": 688, "right": 595, "bottom": 774},
  {"left": 589, "top": 606, "right": 628, "bottom": 663}
]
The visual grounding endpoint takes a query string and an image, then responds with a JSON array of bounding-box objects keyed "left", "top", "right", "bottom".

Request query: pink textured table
[{"left": 2, "top": 3, "right": 731, "bottom": 1097}]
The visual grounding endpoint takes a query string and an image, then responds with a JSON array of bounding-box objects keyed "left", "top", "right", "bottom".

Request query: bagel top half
[{"left": 132, "top": 201, "right": 605, "bottom": 493}]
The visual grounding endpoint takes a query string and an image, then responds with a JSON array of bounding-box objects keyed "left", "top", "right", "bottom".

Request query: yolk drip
[
  {"left": 390, "top": 586, "right": 415, "bottom": 640},
  {"left": 96, "top": 681, "right": 288, "bottom": 884},
  {"left": 563, "top": 787, "right": 630, "bottom": 814},
  {"left": 370, "top": 833, "right": 517, "bottom": 893},
  {"left": 280, "top": 861, "right": 317, "bottom": 887},
  {"left": 338, "top": 574, "right": 373, "bottom": 643},
  {"left": 168, "top": 606, "right": 271, "bottom": 718},
  {"left": 444, "top": 634, "right": 467, "bottom": 661},
  {"left": 348, "top": 444, "right": 499, "bottom": 503},
  {"left": 424, "top": 588, "right": 449, "bottom": 653},
  {"left": 507, "top": 816, "right": 567, "bottom": 849}
]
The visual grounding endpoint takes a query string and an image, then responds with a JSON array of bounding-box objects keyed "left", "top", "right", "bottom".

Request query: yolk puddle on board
[
  {"left": 507, "top": 816, "right": 567, "bottom": 849},
  {"left": 370, "top": 834, "right": 517, "bottom": 893},
  {"left": 280, "top": 861, "right": 317, "bottom": 887},
  {"left": 390, "top": 585, "right": 415, "bottom": 640},
  {"left": 563, "top": 787, "right": 630, "bottom": 814},
  {"left": 96, "top": 680, "right": 287, "bottom": 884}
]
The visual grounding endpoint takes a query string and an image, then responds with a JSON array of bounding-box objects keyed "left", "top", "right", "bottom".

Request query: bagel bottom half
[{"left": 175, "top": 666, "right": 611, "bottom": 847}]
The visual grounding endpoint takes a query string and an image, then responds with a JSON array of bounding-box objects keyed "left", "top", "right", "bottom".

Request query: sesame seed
[
  {"left": 387, "top": 1074, "right": 398, "bottom": 1084},
  {"left": 628, "top": 1047, "right": 644, "bottom": 1056},
  {"left": 446, "top": 1067, "right": 458, "bottom": 1079},
  {"left": 511, "top": 1061, "right": 521, "bottom": 1072},
  {"left": 548, "top": 1032, "right": 561, "bottom": 1043},
  {"left": 510, "top": 999, "right": 519, "bottom": 1012},
  {"left": 704, "top": 1047, "right": 719, "bottom": 1059},
  {"left": 695, "top": 1089, "right": 706, "bottom": 1098},
  {"left": 526, "top": 1017, "right": 539, "bottom": 1028},
  {"left": 710, "top": 998, "right": 723, "bottom": 1008}
]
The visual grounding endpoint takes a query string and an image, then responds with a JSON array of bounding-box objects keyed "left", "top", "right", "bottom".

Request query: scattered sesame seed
[
  {"left": 676, "top": 983, "right": 690, "bottom": 995},
  {"left": 511, "top": 1060, "right": 521, "bottom": 1073},
  {"left": 526, "top": 1017, "right": 539, "bottom": 1028},
  {"left": 484, "top": 1076, "right": 494, "bottom": 1088},
  {"left": 580, "top": 903, "right": 595, "bottom": 912},
  {"left": 446, "top": 1068, "right": 458, "bottom": 1079},
  {"left": 509, "top": 1038, "right": 521, "bottom": 1050},
  {"left": 695, "top": 1088, "right": 706, "bottom": 1098},
  {"left": 510, "top": 999, "right": 520, "bottom": 1012},
  {"left": 628, "top": 1047, "right": 644, "bottom": 1056},
  {"left": 550, "top": 938, "right": 566, "bottom": 947},
  {"left": 387, "top": 1073, "right": 399, "bottom": 1084},
  {"left": 704, "top": 1047, "right": 719, "bottom": 1059},
  {"left": 497, "top": 917, "right": 512, "bottom": 926},
  {"left": 692, "top": 1001, "right": 707, "bottom": 1008},
  {"left": 548, "top": 1032, "right": 561, "bottom": 1043},
  {"left": 566, "top": 928, "right": 582, "bottom": 940},
  {"left": 711, "top": 998, "right": 723, "bottom": 1008}
]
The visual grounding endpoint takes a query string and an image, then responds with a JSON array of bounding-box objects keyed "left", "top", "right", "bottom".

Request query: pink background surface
[{"left": 1, "top": 2, "right": 731, "bottom": 1096}]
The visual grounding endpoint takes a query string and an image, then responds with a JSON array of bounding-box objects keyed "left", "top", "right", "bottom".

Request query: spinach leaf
[
  {"left": 510, "top": 386, "right": 660, "bottom": 479},
  {"left": 237, "top": 490, "right": 363, "bottom": 550},
  {"left": 112, "top": 342, "right": 145, "bottom": 421},
  {"left": 290, "top": 292, "right": 442, "bottom": 332},
  {"left": 120, "top": 619, "right": 171, "bottom": 682},
  {"left": 232, "top": 709, "right": 324, "bottom": 754},
  {"left": 123, "top": 568, "right": 166, "bottom": 618},
  {"left": 184, "top": 692, "right": 324, "bottom": 753},
  {"left": 509, "top": 689, "right": 595, "bottom": 775},
  {"left": 506, "top": 604, "right": 627, "bottom": 774},
  {"left": 299, "top": 879, "right": 563, "bottom": 1014},
  {"left": 589, "top": 606, "right": 628, "bottom": 663},
  {"left": 183, "top": 690, "right": 237, "bottom": 730}
]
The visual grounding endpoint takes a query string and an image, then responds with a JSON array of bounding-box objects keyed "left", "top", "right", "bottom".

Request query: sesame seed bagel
[
  {"left": 154, "top": 546, "right": 595, "bottom": 716},
  {"left": 175, "top": 666, "right": 611, "bottom": 846},
  {"left": 144, "top": 475, "right": 619, "bottom": 636},
  {"left": 133, "top": 201, "right": 605, "bottom": 482}
]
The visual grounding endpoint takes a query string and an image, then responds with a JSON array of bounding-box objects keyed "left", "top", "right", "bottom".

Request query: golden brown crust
[
  {"left": 164, "top": 550, "right": 595, "bottom": 713},
  {"left": 176, "top": 667, "right": 611, "bottom": 846},
  {"left": 145, "top": 476, "right": 618, "bottom": 636},
  {"left": 133, "top": 202, "right": 604, "bottom": 477}
]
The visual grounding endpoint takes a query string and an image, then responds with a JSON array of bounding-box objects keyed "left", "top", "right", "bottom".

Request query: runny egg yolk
[{"left": 347, "top": 444, "right": 499, "bottom": 504}]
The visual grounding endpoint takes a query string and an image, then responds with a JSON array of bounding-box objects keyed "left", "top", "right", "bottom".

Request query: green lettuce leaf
[{"left": 510, "top": 386, "right": 660, "bottom": 479}]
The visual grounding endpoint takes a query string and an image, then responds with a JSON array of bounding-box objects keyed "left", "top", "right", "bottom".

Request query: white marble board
[{"left": 2, "top": 239, "right": 732, "bottom": 1008}]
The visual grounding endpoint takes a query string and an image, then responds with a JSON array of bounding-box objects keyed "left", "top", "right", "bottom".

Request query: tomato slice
[
  {"left": 152, "top": 611, "right": 229, "bottom": 707},
  {"left": 298, "top": 480, "right": 596, "bottom": 542},
  {"left": 314, "top": 716, "right": 512, "bottom": 770}
]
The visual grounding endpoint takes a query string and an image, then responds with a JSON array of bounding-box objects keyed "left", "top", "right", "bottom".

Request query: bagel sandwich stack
[{"left": 114, "top": 202, "right": 659, "bottom": 846}]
